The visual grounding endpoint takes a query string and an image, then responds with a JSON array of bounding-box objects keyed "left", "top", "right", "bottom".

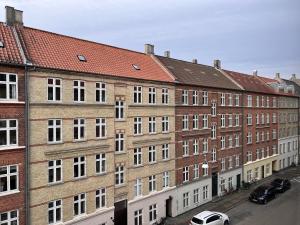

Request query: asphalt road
[{"left": 227, "top": 178, "right": 300, "bottom": 225}]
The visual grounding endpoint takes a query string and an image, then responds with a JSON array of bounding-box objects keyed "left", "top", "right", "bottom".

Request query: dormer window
[
  {"left": 132, "top": 64, "right": 140, "bottom": 70},
  {"left": 0, "top": 41, "right": 4, "bottom": 48},
  {"left": 77, "top": 55, "right": 87, "bottom": 62}
]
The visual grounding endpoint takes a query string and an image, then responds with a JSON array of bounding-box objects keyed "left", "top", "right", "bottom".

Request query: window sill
[
  {"left": 48, "top": 181, "right": 64, "bottom": 186},
  {"left": 115, "top": 151, "right": 126, "bottom": 155},
  {"left": 0, "top": 100, "right": 24, "bottom": 104},
  {"left": 115, "top": 183, "right": 126, "bottom": 188},
  {"left": 48, "top": 141, "right": 64, "bottom": 145},
  {"left": 73, "top": 176, "right": 87, "bottom": 181},
  {"left": 73, "top": 139, "right": 87, "bottom": 143},
  {"left": 0, "top": 146, "right": 24, "bottom": 151},
  {"left": 0, "top": 190, "right": 20, "bottom": 197},
  {"left": 96, "top": 172, "right": 107, "bottom": 176},
  {"left": 133, "top": 164, "right": 143, "bottom": 168},
  {"left": 115, "top": 119, "right": 126, "bottom": 122}
]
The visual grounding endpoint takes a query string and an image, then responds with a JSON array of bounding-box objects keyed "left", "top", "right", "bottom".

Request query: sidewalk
[{"left": 165, "top": 166, "right": 300, "bottom": 225}]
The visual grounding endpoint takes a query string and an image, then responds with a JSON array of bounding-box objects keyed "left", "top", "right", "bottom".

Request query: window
[
  {"left": 0, "top": 119, "right": 17, "bottom": 147},
  {"left": 192, "top": 91, "right": 198, "bottom": 105},
  {"left": 247, "top": 170, "right": 252, "bottom": 182},
  {"left": 115, "top": 133, "right": 124, "bottom": 152},
  {"left": 273, "top": 97, "right": 277, "bottom": 108},
  {"left": 261, "top": 148, "right": 265, "bottom": 158},
  {"left": 272, "top": 129, "right": 277, "bottom": 139},
  {"left": 261, "top": 114, "right": 265, "bottom": 124},
  {"left": 266, "top": 97, "right": 269, "bottom": 107},
  {"left": 235, "top": 155, "right": 239, "bottom": 167},
  {"left": 193, "top": 164, "right": 199, "bottom": 179},
  {"left": 247, "top": 95, "right": 252, "bottom": 107},
  {"left": 162, "top": 144, "right": 169, "bottom": 160},
  {"left": 96, "top": 153, "right": 106, "bottom": 174},
  {"left": 247, "top": 114, "right": 252, "bottom": 125},
  {"left": 148, "top": 175, "right": 156, "bottom": 192},
  {"left": 96, "top": 118, "right": 106, "bottom": 138},
  {"left": 96, "top": 82, "right": 106, "bottom": 103},
  {"left": 0, "top": 165, "right": 18, "bottom": 194},
  {"left": 256, "top": 132, "right": 260, "bottom": 143},
  {"left": 0, "top": 73, "right": 17, "bottom": 101},
  {"left": 247, "top": 132, "right": 252, "bottom": 144},
  {"left": 134, "top": 117, "right": 142, "bottom": 135},
  {"left": 149, "top": 117, "right": 156, "bottom": 134},
  {"left": 272, "top": 113, "right": 277, "bottom": 123},
  {"left": 96, "top": 188, "right": 106, "bottom": 209},
  {"left": 221, "top": 136, "right": 225, "bottom": 149},
  {"left": 73, "top": 193, "right": 86, "bottom": 216},
  {"left": 235, "top": 134, "right": 239, "bottom": 147},
  {"left": 48, "top": 78, "right": 61, "bottom": 101},
  {"left": 149, "top": 204, "right": 157, "bottom": 222},
  {"left": 182, "top": 90, "right": 188, "bottom": 105},
  {"left": 228, "top": 93, "right": 233, "bottom": 106},
  {"left": 203, "top": 115, "right": 208, "bottom": 128},
  {"left": 228, "top": 135, "right": 233, "bottom": 148},
  {"left": 115, "top": 100, "right": 125, "bottom": 119},
  {"left": 133, "top": 86, "right": 142, "bottom": 104},
  {"left": 0, "top": 210, "right": 18, "bottom": 225},
  {"left": 183, "top": 166, "right": 189, "bottom": 182},
  {"left": 182, "top": 115, "right": 189, "bottom": 130},
  {"left": 162, "top": 116, "right": 169, "bottom": 132},
  {"left": 203, "top": 139, "right": 208, "bottom": 153},
  {"left": 220, "top": 178, "right": 225, "bottom": 192},
  {"left": 148, "top": 145, "right": 156, "bottom": 163},
  {"left": 228, "top": 156, "right": 233, "bottom": 169},
  {"left": 183, "top": 140, "right": 189, "bottom": 156},
  {"left": 193, "top": 139, "right": 199, "bottom": 155},
  {"left": 211, "top": 125, "right": 216, "bottom": 139},
  {"left": 162, "top": 88, "right": 169, "bottom": 104},
  {"left": 221, "top": 114, "right": 226, "bottom": 128},
  {"left": 228, "top": 114, "right": 233, "bottom": 127},
  {"left": 261, "top": 131, "right": 265, "bottom": 142},
  {"left": 261, "top": 96, "right": 265, "bottom": 107},
  {"left": 48, "top": 200, "right": 62, "bottom": 224},
  {"left": 212, "top": 148, "right": 217, "bottom": 162},
  {"left": 134, "top": 209, "right": 143, "bottom": 225},
  {"left": 221, "top": 158, "right": 225, "bottom": 171},
  {"left": 48, "top": 160, "right": 62, "bottom": 183},
  {"left": 193, "top": 188, "right": 199, "bottom": 204},
  {"left": 203, "top": 185, "right": 208, "bottom": 200},
  {"left": 221, "top": 93, "right": 225, "bottom": 106},
  {"left": 134, "top": 179, "right": 142, "bottom": 197},
  {"left": 254, "top": 168, "right": 259, "bottom": 179},
  {"left": 48, "top": 119, "right": 62, "bottom": 143},
  {"left": 202, "top": 91, "right": 208, "bottom": 105},
  {"left": 148, "top": 87, "right": 156, "bottom": 104},
  {"left": 211, "top": 102, "right": 216, "bottom": 116},
  {"left": 235, "top": 94, "right": 239, "bottom": 106},
  {"left": 193, "top": 115, "right": 199, "bottom": 129},
  {"left": 73, "top": 80, "right": 85, "bottom": 102},
  {"left": 134, "top": 148, "right": 142, "bottom": 166},
  {"left": 73, "top": 156, "right": 86, "bottom": 178},
  {"left": 266, "top": 113, "right": 270, "bottom": 124},
  {"left": 256, "top": 96, "right": 260, "bottom": 107},
  {"left": 246, "top": 151, "right": 252, "bottom": 162},
  {"left": 162, "top": 171, "right": 169, "bottom": 188},
  {"left": 183, "top": 192, "right": 189, "bottom": 208},
  {"left": 73, "top": 118, "right": 85, "bottom": 141},
  {"left": 235, "top": 114, "right": 239, "bottom": 126},
  {"left": 203, "top": 165, "right": 208, "bottom": 176},
  {"left": 256, "top": 114, "right": 259, "bottom": 125},
  {"left": 115, "top": 165, "right": 124, "bottom": 185}
]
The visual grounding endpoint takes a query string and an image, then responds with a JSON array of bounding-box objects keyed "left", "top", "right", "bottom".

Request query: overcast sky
[{"left": 1, "top": 0, "right": 299, "bottom": 79}]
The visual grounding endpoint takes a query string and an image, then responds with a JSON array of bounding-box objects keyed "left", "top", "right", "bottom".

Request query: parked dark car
[
  {"left": 270, "top": 178, "right": 291, "bottom": 193},
  {"left": 249, "top": 185, "right": 276, "bottom": 204}
]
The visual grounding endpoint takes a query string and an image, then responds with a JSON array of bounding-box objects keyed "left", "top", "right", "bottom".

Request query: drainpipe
[
  {"left": 241, "top": 92, "right": 245, "bottom": 183},
  {"left": 25, "top": 63, "right": 30, "bottom": 225}
]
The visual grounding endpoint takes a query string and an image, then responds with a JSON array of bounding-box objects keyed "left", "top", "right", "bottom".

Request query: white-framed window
[
  {"left": 183, "top": 166, "right": 189, "bottom": 182},
  {"left": 212, "top": 148, "right": 217, "bottom": 162},
  {"left": 193, "top": 139, "right": 199, "bottom": 155},
  {"left": 256, "top": 96, "right": 260, "bottom": 107},
  {"left": 162, "top": 88, "right": 169, "bottom": 104},
  {"left": 192, "top": 90, "right": 198, "bottom": 105},
  {"left": 73, "top": 80, "right": 85, "bottom": 102},
  {"left": 115, "top": 165, "right": 124, "bottom": 185},
  {"left": 203, "top": 91, "right": 208, "bottom": 105},
  {"left": 96, "top": 82, "right": 106, "bottom": 103},
  {"left": 272, "top": 97, "right": 277, "bottom": 108},
  {"left": 149, "top": 117, "right": 156, "bottom": 134},
  {"left": 193, "top": 164, "right": 199, "bottom": 179},
  {"left": 0, "top": 119, "right": 18, "bottom": 147},
  {"left": 221, "top": 114, "right": 226, "bottom": 128},
  {"left": 261, "top": 113, "right": 265, "bottom": 124},
  {"left": 73, "top": 156, "right": 86, "bottom": 178},
  {"left": 183, "top": 140, "right": 189, "bottom": 156},
  {"left": 247, "top": 114, "right": 252, "bottom": 125},
  {"left": 228, "top": 114, "right": 233, "bottom": 127},
  {"left": 182, "top": 115, "right": 189, "bottom": 130},
  {"left": 162, "top": 171, "right": 169, "bottom": 188},
  {"left": 235, "top": 114, "right": 239, "bottom": 126},
  {"left": 256, "top": 132, "right": 260, "bottom": 143},
  {"left": 266, "top": 113, "right": 270, "bottom": 124},
  {"left": 96, "top": 118, "right": 106, "bottom": 138},
  {"left": 211, "top": 102, "right": 217, "bottom": 116},
  {"left": 203, "top": 114, "right": 208, "bottom": 128},
  {"left": 235, "top": 94, "right": 239, "bottom": 106},
  {"left": 266, "top": 146, "right": 270, "bottom": 157},
  {"left": 266, "top": 131, "right": 270, "bottom": 141},
  {"left": 193, "top": 115, "right": 199, "bottom": 129},
  {"left": 228, "top": 156, "right": 233, "bottom": 169},
  {"left": 228, "top": 135, "right": 233, "bottom": 148},
  {"left": 115, "top": 100, "right": 125, "bottom": 119},
  {"left": 73, "top": 193, "right": 86, "bottom": 216},
  {"left": 203, "top": 139, "right": 208, "bottom": 153},
  {"left": 211, "top": 125, "right": 216, "bottom": 139},
  {"left": 246, "top": 170, "right": 252, "bottom": 182},
  {"left": 149, "top": 204, "right": 157, "bottom": 222},
  {"left": 115, "top": 133, "right": 124, "bottom": 152},
  {"left": 96, "top": 153, "right": 106, "bottom": 174},
  {"left": 134, "top": 178, "right": 142, "bottom": 197},
  {"left": 134, "top": 209, "right": 143, "bottom": 225},
  {"left": 256, "top": 114, "right": 260, "bottom": 125},
  {"left": 193, "top": 188, "right": 199, "bottom": 204},
  {"left": 96, "top": 188, "right": 106, "bottom": 209},
  {"left": 246, "top": 151, "right": 252, "bottom": 162},
  {"left": 134, "top": 148, "right": 142, "bottom": 166},
  {"left": 272, "top": 129, "right": 277, "bottom": 139},
  {"left": 182, "top": 90, "right": 188, "bottom": 105},
  {"left": 221, "top": 158, "right": 226, "bottom": 171},
  {"left": 228, "top": 93, "right": 233, "bottom": 106},
  {"left": 261, "top": 148, "right": 265, "bottom": 158},
  {"left": 0, "top": 210, "right": 19, "bottom": 225},
  {"left": 235, "top": 134, "right": 239, "bottom": 147},
  {"left": 148, "top": 145, "right": 156, "bottom": 163},
  {"left": 73, "top": 118, "right": 85, "bottom": 141},
  {"left": 221, "top": 93, "right": 225, "bottom": 106},
  {"left": 272, "top": 113, "right": 277, "bottom": 123},
  {"left": 261, "top": 131, "right": 265, "bottom": 142},
  {"left": 221, "top": 136, "right": 226, "bottom": 149},
  {"left": 134, "top": 117, "right": 142, "bottom": 135},
  {"left": 48, "top": 200, "right": 62, "bottom": 224},
  {"left": 148, "top": 87, "right": 156, "bottom": 104},
  {"left": 203, "top": 165, "right": 208, "bottom": 176},
  {"left": 162, "top": 116, "right": 169, "bottom": 133},
  {"left": 203, "top": 185, "right": 208, "bottom": 200},
  {"left": 220, "top": 178, "right": 225, "bottom": 192},
  {"left": 148, "top": 175, "right": 156, "bottom": 192},
  {"left": 47, "top": 78, "right": 61, "bottom": 102},
  {"left": 235, "top": 155, "right": 239, "bottom": 167},
  {"left": 0, "top": 165, "right": 18, "bottom": 194},
  {"left": 247, "top": 95, "right": 252, "bottom": 107},
  {"left": 266, "top": 97, "right": 270, "bottom": 107},
  {"left": 162, "top": 144, "right": 169, "bottom": 160},
  {"left": 0, "top": 73, "right": 17, "bottom": 101},
  {"left": 183, "top": 192, "right": 189, "bottom": 208},
  {"left": 133, "top": 86, "right": 142, "bottom": 104},
  {"left": 261, "top": 96, "right": 265, "bottom": 107},
  {"left": 48, "top": 160, "right": 62, "bottom": 184},
  {"left": 247, "top": 132, "right": 252, "bottom": 144}
]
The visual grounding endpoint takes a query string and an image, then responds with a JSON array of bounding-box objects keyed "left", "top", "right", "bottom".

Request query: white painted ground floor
[
  {"left": 218, "top": 168, "right": 243, "bottom": 196},
  {"left": 277, "top": 136, "right": 299, "bottom": 171},
  {"left": 69, "top": 207, "right": 114, "bottom": 225}
]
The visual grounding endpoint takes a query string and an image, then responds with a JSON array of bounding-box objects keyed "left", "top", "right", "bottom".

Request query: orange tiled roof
[
  {"left": 0, "top": 22, "right": 24, "bottom": 65},
  {"left": 15, "top": 26, "right": 174, "bottom": 83},
  {"left": 258, "top": 76, "right": 279, "bottom": 84}
]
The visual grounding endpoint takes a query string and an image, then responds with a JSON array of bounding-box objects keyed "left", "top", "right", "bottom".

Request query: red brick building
[{"left": 0, "top": 22, "right": 26, "bottom": 225}]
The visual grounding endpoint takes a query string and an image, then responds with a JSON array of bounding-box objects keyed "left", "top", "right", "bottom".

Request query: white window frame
[
  {"left": 73, "top": 193, "right": 86, "bottom": 216},
  {"left": 134, "top": 148, "right": 142, "bottom": 166},
  {"left": 133, "top": 86, "right": 142, "bottom": 104},
  {"left": 134, "top": 179, "right": 142, "bottom": 197},
  {"left": 162, "top": 144, "right": 169, "bottom": 160},
  {"left": 73, "top": 80, "right": 85, "bottom": 102},
  {"left": 192, "top": 90, "right": 198, "bottom": 105},
  {"left": 96, "top": 188, "right": 106, "bottom": 209},
  {"left": 47, "top": 78, "right": 61, "bottom": 102},
  {"left": 162, "top": 88, "right": 169, "bottom": 105},
  {"left": 96, "top": 82, "right": 106, "bottom": 103},
  {"left": 73, "top": 118, "right": 85, "bottom": 141},
  {"left": 148, "top": 145, "right": 156, "bottom": 163},
  {"left": 73, "top": 156, "right": 86, "bottom": 178},
  {"left": 96, "top": 153, "right": 106, "bottom": 174},
  {"left": 48, "top": 199, "right": 62, "bottom": 224},
  {"left": 149, "top": 117, "right": 156, "bottom": 134},
  {"left": 148, "top": 87, "right": 156, "bottom": 104},
  {"left": 115, "top": 100, "right": 125, "bottom": 119},
  {"left": 0, "top": 164, "right": 18, "bottom": 195},
  {"left": 182, "top": 90, "right": 188, "bottom": 105},
  {"left": 0, "top": 119, "right": 18, "bottom": 148},
  {"left": 0, "top": 73, "right": 17, "bottom": 101},
  {"left": 115, "top": 133, "right": 124, "bottom": 152},
  {"left": 48, "top": 159, "right": 62, "bottom": 184},
  {"left": 134, "top": 117, "right": 142, "bottom": 135},
  {"left": 115, "top": 165, "right": 125, "bottom": 185},
  {"left": 162, "top": 116, "right": 169, "bottom": 133},
  {"left": 96, "top": 118, "right": 106, "bottom": 138}
]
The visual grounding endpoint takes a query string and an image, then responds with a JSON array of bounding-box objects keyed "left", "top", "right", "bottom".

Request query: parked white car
[{"left": 189, "top": 211, "right": 230, "bottom": 225}]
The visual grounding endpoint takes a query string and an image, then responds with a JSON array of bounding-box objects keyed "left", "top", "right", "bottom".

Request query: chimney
[
  {"left": 5, "top": 6, "right": 23, "bottom": 26},
  {"left": 253, "top": 70, "right": 258, "bottom": 76},
  {"left": 192, "top": 59, "right": 198, "bottom": 64},
  {"left": 275, "top": 72, "right": 280, "bottom": 79},
  {"left": 291, "top": 74, "right": 296, "bottom": 80},
  {"left": 144, "top": 44, "right": 154, "bottom": 55},
  {"left": 164, "top": 51, "right": 170, "bottom": 58},
  {"left": 214, "top": 59, "right": 221, "bottom": 69}
]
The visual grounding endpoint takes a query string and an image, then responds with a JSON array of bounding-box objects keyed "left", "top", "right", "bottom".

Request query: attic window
[
  {"left": 0, "top": 41, "right": 4, "bottom": 48},
  {"left": 132, "top": 64, "right": 140, "bottom": 70},
  {"left": 77, "top": 55, "right": 87, "bottom": 62}
]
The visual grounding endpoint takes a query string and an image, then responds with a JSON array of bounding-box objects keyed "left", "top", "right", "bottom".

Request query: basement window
[
  {"left": 77, "top": 55, "right": 87, "bottom": 62},
  {"left": 132, "top": 64, "right": 140, "bottom": 70},
  {"left": 0, "top": 41, "right": 4, "bottom": 48}
]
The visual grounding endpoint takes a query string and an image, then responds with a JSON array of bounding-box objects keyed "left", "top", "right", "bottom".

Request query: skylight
[
  {"left": 0, "top": 41, "right": 4, "bottom": 48},
  {"left": 77, "top": 55, "right": 87, "bottom": 62},
  {"left": 132, "top": 64, "right": 140, "bottom": 70}
]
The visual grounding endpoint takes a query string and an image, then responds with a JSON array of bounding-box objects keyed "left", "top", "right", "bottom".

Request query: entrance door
[
  {"left": 261, "top": 165, "right": 265, "bottom": 179},
  {"left": 166, "top": 197, "right": 172, "bottom": 217},
  {"left": 236, "top": 174, "right": 241, "bottom": 189},
  {"left": 114, "top": 200, "right": 127, "bottom": 225},
  {"left": 212, "top": 172, "right": 218, "bottom": 196}
]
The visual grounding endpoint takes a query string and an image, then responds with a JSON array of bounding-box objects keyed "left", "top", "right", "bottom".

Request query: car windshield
[
  {"left": 254, "top": 186, "right": 267, "bottom": 195},
  {"left": 272, "top": 179, "right": 282, "bottom": 185},
  {"left": 191, "top": 217, "right": 204, "bottom": 224}
]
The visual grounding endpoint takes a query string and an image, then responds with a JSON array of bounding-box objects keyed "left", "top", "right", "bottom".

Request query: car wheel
[{"left": 224, "top": 220, "right": 229, "bottom": 225}]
